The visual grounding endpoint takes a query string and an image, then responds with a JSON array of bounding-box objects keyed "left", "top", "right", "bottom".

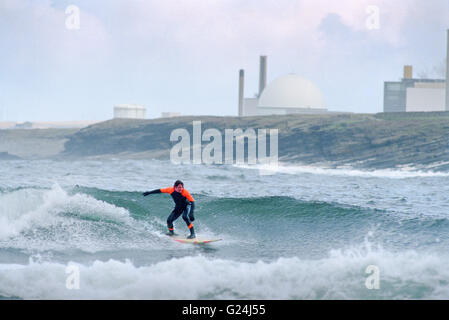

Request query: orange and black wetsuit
[{"left": 143, "top": 187, "right": 195, "bottom": 237}]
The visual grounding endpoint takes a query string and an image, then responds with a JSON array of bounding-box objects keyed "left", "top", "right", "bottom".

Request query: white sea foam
[
  {"left": 0, "top": 243, "right": 448, "bottom": 300},
  {"left": 236, "top": 163, "right": 449, "bottom": 179},
  {"left": 0, "top": 184, "right": 131, "bottom": 239},
  {"left": 0, "top": 184, "right": 162, "bottom": 252}
]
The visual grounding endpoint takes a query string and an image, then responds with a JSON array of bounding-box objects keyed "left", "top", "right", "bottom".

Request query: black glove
[
  {"left": 188, "top": 202, "right": 195, "bottom": 221},
  {"left": 142, "top": 192, "right": 151, "bottom": 196}
]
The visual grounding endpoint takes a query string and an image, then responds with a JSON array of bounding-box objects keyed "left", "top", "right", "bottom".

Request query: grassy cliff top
[
  {"left": 2, "top": 112, "right": 449, "bottom": 168},
  {"left": 62, "top": 112, "right": 449, "bottom": 170}
]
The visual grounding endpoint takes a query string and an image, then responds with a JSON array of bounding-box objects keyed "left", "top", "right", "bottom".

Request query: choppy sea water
[{"left": 0, "top": 159, "right": 449, "bottom": 299}]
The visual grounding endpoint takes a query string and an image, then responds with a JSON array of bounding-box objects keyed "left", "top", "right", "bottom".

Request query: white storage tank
[{"left": 114, "top": 104, "right": 146, "bottom": 119}]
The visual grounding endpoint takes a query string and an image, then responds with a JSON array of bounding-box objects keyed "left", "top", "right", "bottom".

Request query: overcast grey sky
[{"left": 1, "top": 0, "right": 448, "bottom": 121}]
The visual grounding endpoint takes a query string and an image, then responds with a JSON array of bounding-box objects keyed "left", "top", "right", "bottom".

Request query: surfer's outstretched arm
[
  {"left": 142, "top": 187, "right": 175, "bottom": 196},
  {"left": 142, "top": 189, "right": 162, "bottom": 196}
]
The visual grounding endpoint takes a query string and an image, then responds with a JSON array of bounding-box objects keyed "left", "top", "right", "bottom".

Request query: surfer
[{"left": 142, "top": 180, "right": 196, "bottom": 239}]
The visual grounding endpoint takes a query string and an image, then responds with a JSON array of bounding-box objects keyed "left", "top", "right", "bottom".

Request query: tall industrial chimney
[
  {"left": 238, "top": 69, "right": 244, "bottom": 116},
  {"left": 403, "top": 65, "right": 413, "bottom": 79},
  {"left": 446, "top": 29, "right": 449, "bottom": 110},
  {"left": 259, "top": 56, "right": 267, "bottom": 97}
]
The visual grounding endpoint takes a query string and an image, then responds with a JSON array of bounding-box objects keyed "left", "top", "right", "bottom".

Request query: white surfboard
[{"left": 172, "top": 237, "right": 222, "bottom": 244}]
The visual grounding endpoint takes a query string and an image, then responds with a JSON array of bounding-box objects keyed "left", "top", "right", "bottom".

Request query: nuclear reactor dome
[{"left": 258, "top": 74, "right": 326, "bottom": 109}]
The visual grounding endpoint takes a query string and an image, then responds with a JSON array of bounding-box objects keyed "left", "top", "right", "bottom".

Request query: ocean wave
[
  {"left": 0, "top": 242, "right": 448, "bottom": 299},
  {"left": 199, "top": 195, "right": 372, "bottom": 221},
  {"left": 0, "top": 184, "right": 132, "bottom": 239},
  {"left": 1, "top": 185, "right": 447, "bottom": 257},
  {"left": 236, "top": 164, "right": 449, "bottom": 179},
  {"left": 0, "top": 184, "right": 163, "bottom": 253},
  {"left": 77, "top": 186, "right": 373, "bottom": 220}
]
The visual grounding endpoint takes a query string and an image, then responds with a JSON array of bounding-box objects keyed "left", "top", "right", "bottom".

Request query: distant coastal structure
[
  {"left": 14, "top": 122, "right": 33, "bottom": 129},
  {"left": 238, "top": 56, "right": 327, "bottom": 116},
  {"left": 383, "top": 29, "right": 449, "bottom": 112},
  {"left": 161, "top": 112, "right": 181, "bottom": 118},
  {"left": 113, "top": 104, "right": 146, "bottom": 119},
  {"left": 0, "top": 121, "right": 99, "bottom": 130}
]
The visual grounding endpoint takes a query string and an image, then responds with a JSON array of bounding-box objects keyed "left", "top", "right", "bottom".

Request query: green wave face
[
  {"left": 57, "top": 186, "right": 449, "bottom": 259},
  {"left": 1, "top": 182, "right": 449, "bottom": 300}
]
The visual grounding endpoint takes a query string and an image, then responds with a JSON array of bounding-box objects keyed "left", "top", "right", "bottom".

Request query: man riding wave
[{"left": 143, "top": 180, "right": 196, "bottom": 239}]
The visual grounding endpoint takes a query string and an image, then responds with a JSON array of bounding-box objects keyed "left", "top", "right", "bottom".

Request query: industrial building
[
  {"left": 238, "top": 56, "right": 327, "bottom": 116},
  {"left": 113, "top": 104, "right": 146, "bottom": 119},
  {"left": 383, "top": 30, "right": 449, "bottom": 113},
  {"left": 0, "top": 121, "right": 99, "bottom": 130},
  {"left": 161, "top": 112, "right": 181, "bottom": 118}
]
